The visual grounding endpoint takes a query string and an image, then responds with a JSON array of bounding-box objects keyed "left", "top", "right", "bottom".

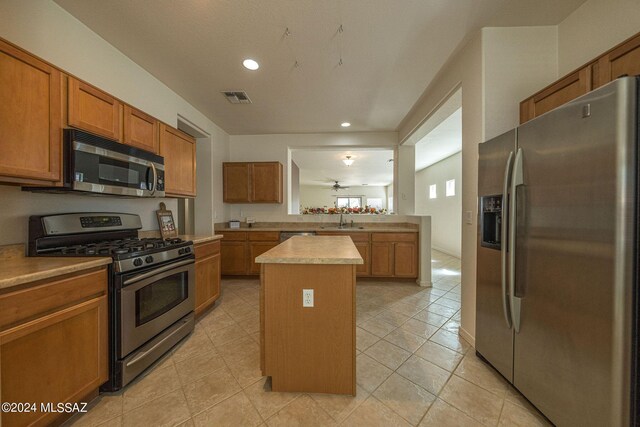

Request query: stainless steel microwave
[{"left": 25, "top": 129, "right": 165, "bottom": 197}]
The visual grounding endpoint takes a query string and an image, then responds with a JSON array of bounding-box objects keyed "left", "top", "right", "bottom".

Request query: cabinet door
[
  {"left": 68, "top": 77, "right": 121, "bottom": 141},
  {"left": 519, "top": 66, "right": 591, "bottom": 124},
  {"left": 251, "top": 162, "right": 283, "bottom": 203},
  {"left": 0, "top": 40, "right": 62, "bottom": 184},
  {"left": 159, "top": 124, "right": 196, "bottom": 197},
  {"left": 223, "top": 163, "right": 251, "bottom": 202},
  {"left": 394, "top": 242, "right": 418, "bottom": 278},
  {"left": 248, "top": 241, "right": 279, "bottom": 274},
  {"left": 0, "top": 296, "right": 108, "bottom": 427},
  {"left": 195, "top": 253, "right": 221, "bottom": 316},
  {"left": 594, "top": 34, "right": 640, "bottom": 88},
  {"left": 123, "top": 104, "right": 159, "bottom": 153},
  {"left": 371, "top": 242, "right": 393, "bottom": 277},
  {"left": 354, "top": 241, "right": 371, "bottom": 277},
  {"left": 221, "top": 241, "right": 247, "bottom": 275}
]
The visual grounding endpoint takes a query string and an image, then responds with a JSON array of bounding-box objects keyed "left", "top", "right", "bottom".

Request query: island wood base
[{"left": 260, "top": 263, "right": 356, "bottom": 395}]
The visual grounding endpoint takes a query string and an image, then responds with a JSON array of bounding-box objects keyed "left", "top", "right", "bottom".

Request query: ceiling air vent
[{"left": 222, "top": 91, "right": 252, "bottom": 104}]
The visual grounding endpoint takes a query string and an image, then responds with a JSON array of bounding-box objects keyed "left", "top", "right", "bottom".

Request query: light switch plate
[
  {"left": 303, "top": 289, "right": 314, "bottom": 307},
  {"left": 465, "top": 211, "right": 473, "bottom": 224}
]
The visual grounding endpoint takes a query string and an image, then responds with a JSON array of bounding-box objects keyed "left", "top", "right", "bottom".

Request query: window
[
  {"left": 367, "top": 198, "right": 383, "bottom": 210},
  {"left": 337, "top": 197, "right": 362, "bottom": 208},
  {"left": 446, "top": 179, "right": 456, "bottom": 197},
  {"left": 429, "top": 184, "right": 437, "bottom": 199}
]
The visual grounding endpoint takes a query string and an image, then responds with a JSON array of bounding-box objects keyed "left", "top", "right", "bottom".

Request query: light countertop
[
  {"left": 0, "top": 245, "right": 111, "bottom": 291},
  {"left": 214, "top": 222, "right": 418, "bottom": 233},
  {"left": 256, "top": 236, "right": 364, "bottom": 265},
  {"left": 178, "top": 234, "right": 223, "bottom": 245}
]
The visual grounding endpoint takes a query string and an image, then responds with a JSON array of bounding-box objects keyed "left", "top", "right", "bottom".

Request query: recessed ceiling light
[
  {"left": 243, "top": 59, "right": 259, "bottom": 70},
  {"left": 341, "top": 122, "right": 351, "bottom": 127}
]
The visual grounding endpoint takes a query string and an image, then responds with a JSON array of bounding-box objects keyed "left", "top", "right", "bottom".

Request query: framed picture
[{"left": 156, "top": 202, "right": 178, "bottom": 239}]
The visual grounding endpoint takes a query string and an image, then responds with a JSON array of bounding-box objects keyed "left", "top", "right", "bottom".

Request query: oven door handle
[{"left": 123, "top": 259, "right": 194, "bottom": 287}]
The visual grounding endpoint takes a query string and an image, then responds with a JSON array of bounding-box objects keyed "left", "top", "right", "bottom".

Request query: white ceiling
[
  {"left": 416, "top": 108, "right": 462, "bottom": 171},
  {"left": 54, "top": 0, "right": 585, "bottom": 135},
  {"left": 292, "top": 149, "right": 394, "bottom": 187}
]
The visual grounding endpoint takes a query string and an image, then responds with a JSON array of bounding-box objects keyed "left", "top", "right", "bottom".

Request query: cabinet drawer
[
  {"left": 195, "top": 240, "right": 221, "bottom": 258},
  {"left": 248, "top": 231, "right": 280, "bottom": 241},
  {"left": 0, "top": 268, "right": 107, "bottom": 331},
  {"left": 219, "top": 231, "right": 247, "bottom": 241},
  {"left": 371, "top": 232, "right": 417, "bottom": 242}
]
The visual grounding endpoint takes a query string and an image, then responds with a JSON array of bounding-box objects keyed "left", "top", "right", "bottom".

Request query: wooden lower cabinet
[
  {"left": 221, "top": 241, "right": 247, "bottom": 275},
  {"left": 0, "top": 268, "right": 108, "bottom": 427},
  {"left": 394, "top": 242, "right": 418, "bottom": 277},
  {"left": 371, "top": 233, "right": 418, "bottom": 279},
  {"left": 317, "top": 232, "right": 371, "bottom": 277},
  {"left": 248, "top": 242, "right": 279, "bottom": 274},
  {"left": 371, "top": 242, "right": 394, "bottom": 277},
  {"left": 195, "top": 240, "right": 221, "bottom": 317},
  {"left": 219, "top": 231, "right": 280, "bottom": 275}
]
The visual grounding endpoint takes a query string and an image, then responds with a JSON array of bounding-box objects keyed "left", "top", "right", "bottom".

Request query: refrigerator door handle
[
  {"left": 509, "top": 148, "right": 524, "bottom": 333},
  {"left": 501, "top": 151, "right": 514, "bottom": 329}
]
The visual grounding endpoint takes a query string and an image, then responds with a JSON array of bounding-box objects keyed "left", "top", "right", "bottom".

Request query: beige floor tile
[
  {"left": 454, "top": 353, "right": 508, "bottom": 398},
  {"left": 387, "top": 301, "right": 424, "bottom": 317},
  {"left": 434, "top": 297, "right": 461, "bottom": 310},
  {"left": 414, "top": 341, "right": 463, "bottom": 372},
  {"left": 356, "top": 303, "right": 387, "bottom": 318},
  {"left": 399, "top": 318, "right": 439, "bottom": 339},
  {"left": 359, "top": 318, "right": 396, "bottom": 338},
  {"left": 122, "top": 364, "right": 182, "bottom": 413},
  {"left": 419, "top": 399, "right": 483, "bottom": 427},
  {"left": 224, "top": 304, "right": 258, "bottom": 321},
  {"left": 244, "top": 378, "right": 300, "bottom": 419},
  {"left": 373, "top": 373, "right": 435, "bottom": 425},
  {"left": 182, "top": 367, "right": 242, "bottom": 414},
  {"left": 265, "top": 395, "right": 335, "bottom": 426},
  {"left": 341, "top": 396, "right": 412, "bottom": 427},
  {"left": 207, "top": 323, "right": 250, "bottom": 347},
  {"left": 356, "top": 327, "right": 380, "bottom": 351},
  {"left": 364, "top": 340, "right": 411, "bottom": 370},
  {"left": 198, "top": 309, "right": 237, "bottom": 330},
  {"left": 217, "top": 335, "right": 260, "bottom": 361},
  {"left": 171, "top": 328, "right": 216, "bottom": 363},
  {"left": 71, "top": 394, "right": 123, "bottom": 426},
  {"left": 505, "top": 386, "right": 537, "bottom": 412},
  {"left": 356, "top": 353, "right": 393, "bottom": 393},
  {"left": 192, "top": 391, "right": 262, "bottom": 427},
  {"left": 237, "top": 314, "right": 261, "bottom": 334},
  {"left": 383, "top": 328, "right": 427, "bottom": 353},
  {"left": 96, "top": 416, "right": 122, "bottom": 427},
  {"left": 375, "top": 310, "right": 411, "bottom": 327},
  {"left": 412, "top": 309, "right": 449, "bottom": 327},
  {"left": 226, "top": 351, "right": 265, "bottom": 388},
  {"left": 425, "top": 303, "right": 458, "bottom": 317},
  {"left": 441, "top": 319, "right": 460, "bottom": 334},
  {"left": 122, "top": 390, "right": 190, "bottom": 427},
  {"left": 309, "top": 386, "right": 369, "bottom": 422},
  {"left": 430, "top": 329, "right": 471, "bottom": 354},
  {"left": 439, "top": 375, "right": 504, "bottom": 426},
  {"left": 396, "top": 355, "right": 450, "bottom": 396},
  {"left": 498, "top": 400, "right": 550, "bottom": 427},
  {"left": 176, "top": 418, "right": 194, "bottom": 427},
  {"left": 174, "top": 350, "right": 226, "bottom": 386},
  {"left": 250, "top": 331, "right": 261, "bottom": 344}
]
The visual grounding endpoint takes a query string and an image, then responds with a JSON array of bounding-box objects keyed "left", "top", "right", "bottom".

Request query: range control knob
[
  {"left": 184, "top": 247, "right": 192, "bottom": 254},
  {"left": 145, "top": 256, "right": 154, "bottom": 264},
  {"left": 178, "top": 248, "right": 185, "bottom": 255},
  {"left": 133, "top": 258, "right": 143, "bottom": 267}
]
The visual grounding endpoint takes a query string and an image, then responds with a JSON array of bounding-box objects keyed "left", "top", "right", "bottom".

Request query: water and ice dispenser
[{"left": 480, "top": 195, "right": 502, "bottom": 250}]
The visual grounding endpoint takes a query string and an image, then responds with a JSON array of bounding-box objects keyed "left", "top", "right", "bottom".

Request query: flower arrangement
[{"left": 301, "top": 206, "right": 388, "bottom": 215}]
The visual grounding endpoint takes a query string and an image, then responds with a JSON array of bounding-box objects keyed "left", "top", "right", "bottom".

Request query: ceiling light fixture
[
  {"left": 341, "top": 122, "right": 351, "bottom": 127},
  {"left": 343, "top": 156, "right": 354, "bottom": 167},
  {"left": 242, "top": 59, "right": 259, "bottom": 70}
]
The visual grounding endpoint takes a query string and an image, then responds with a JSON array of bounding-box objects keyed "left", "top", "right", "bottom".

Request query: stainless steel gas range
[{"left": 28, "top": 212, "right": 195, "bottom": 391}]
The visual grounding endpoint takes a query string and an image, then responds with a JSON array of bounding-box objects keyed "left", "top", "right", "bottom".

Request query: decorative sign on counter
[{"left": 156, "top": 202, "right": 178, "bottom": 239}]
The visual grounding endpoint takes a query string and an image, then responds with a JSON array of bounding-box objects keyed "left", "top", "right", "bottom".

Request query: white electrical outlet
[{"left": 303, "top": 289, "right": 314, "bottom": 307}]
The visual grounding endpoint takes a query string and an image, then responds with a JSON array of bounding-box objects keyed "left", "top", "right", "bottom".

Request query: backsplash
[{"left": 0, "top": 185, "right": 178, "bottom": 246}]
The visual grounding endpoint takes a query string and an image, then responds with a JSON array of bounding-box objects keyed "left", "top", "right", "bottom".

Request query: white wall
[
  {"left": 228, "top": 132, "right": 418, "bottom": 224},
  {"left": 558, "top": 0, "right": 640, "bottom": 76},
  {"left": 415, "top": 153, "right": 462, "bottom": 257},
  {"left": 0, "top": 0, "right": 230, "bottom": 245},
  {"left": 300, "top": 185, "right": 388, "bottom": 210}
]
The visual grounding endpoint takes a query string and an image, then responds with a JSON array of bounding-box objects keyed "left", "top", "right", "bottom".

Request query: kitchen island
[{"left": 255, "top": 236, "right": 362, "bottom": 395}]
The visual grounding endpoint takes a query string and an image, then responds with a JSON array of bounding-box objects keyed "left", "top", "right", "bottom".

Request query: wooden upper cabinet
[
  {"left": 68, "top": 76, "right": 121, "bottom": 141},
  {"left": 520, "top": 66, "right": 592, "bottom": 123},
  {"left": 223, "top": 162, "right": 283, "bottom": 203},
  {"left": 251, "top": 162, "right": 283, "bottom": 203},
  {"left": 123, "top": 104, "right": 159, "bottom": 153},
  {"left": 594, "top": 33, "right": 640, "bottom": 88},
  {"left": 0, "top": 39, "right": 62, "bottom": 184},
  {"left": 223, "top": 163, "right": 251, "bottom": 202},
  {"left": 159, "top": 123, "right": 196, "bottom": 197}
]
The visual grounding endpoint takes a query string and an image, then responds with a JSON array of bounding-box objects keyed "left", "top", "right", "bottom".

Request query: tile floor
[{"left": 68, "top": 250, "right": 550, "bottom": 427}]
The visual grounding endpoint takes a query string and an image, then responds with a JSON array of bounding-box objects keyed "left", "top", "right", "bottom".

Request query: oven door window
[
  {"left": 135, "top": 271, "right": 188, "bottom": 326},
  {"left": 74, "top": 151, "right": 151, "bottom": 190}
]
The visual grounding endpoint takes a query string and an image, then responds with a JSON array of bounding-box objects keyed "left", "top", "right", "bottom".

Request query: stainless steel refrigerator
[{"left": 476, "top": 76, "right": 639, "bottom": 426}]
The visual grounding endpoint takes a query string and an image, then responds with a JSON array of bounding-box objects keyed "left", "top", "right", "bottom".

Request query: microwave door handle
[
  {"left": 148, "top": 162, "right": 157, "bottom": 195},
  {"left": 509, "top": 148, "right": 523, "bottom": 333},
  {"left": 501, "top": 151, "right": 514, "bottom": 329}
]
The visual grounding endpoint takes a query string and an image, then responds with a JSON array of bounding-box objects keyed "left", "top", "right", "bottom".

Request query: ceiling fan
[{"left": 329, "top": 180, "right": 350, "bottom": 191}]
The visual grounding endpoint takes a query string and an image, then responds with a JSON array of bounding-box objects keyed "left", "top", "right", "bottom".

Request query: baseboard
[
  {"left": 417, "top": 280, "right": 432, "bottom": 287},
  {"left": 459, "top": 327, "right": 475, "bottom": 348}
]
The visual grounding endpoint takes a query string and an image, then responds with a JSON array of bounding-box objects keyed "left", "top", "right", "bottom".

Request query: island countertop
[{"left": 256, "top": 236, "right": 363, "bottom": 264}]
